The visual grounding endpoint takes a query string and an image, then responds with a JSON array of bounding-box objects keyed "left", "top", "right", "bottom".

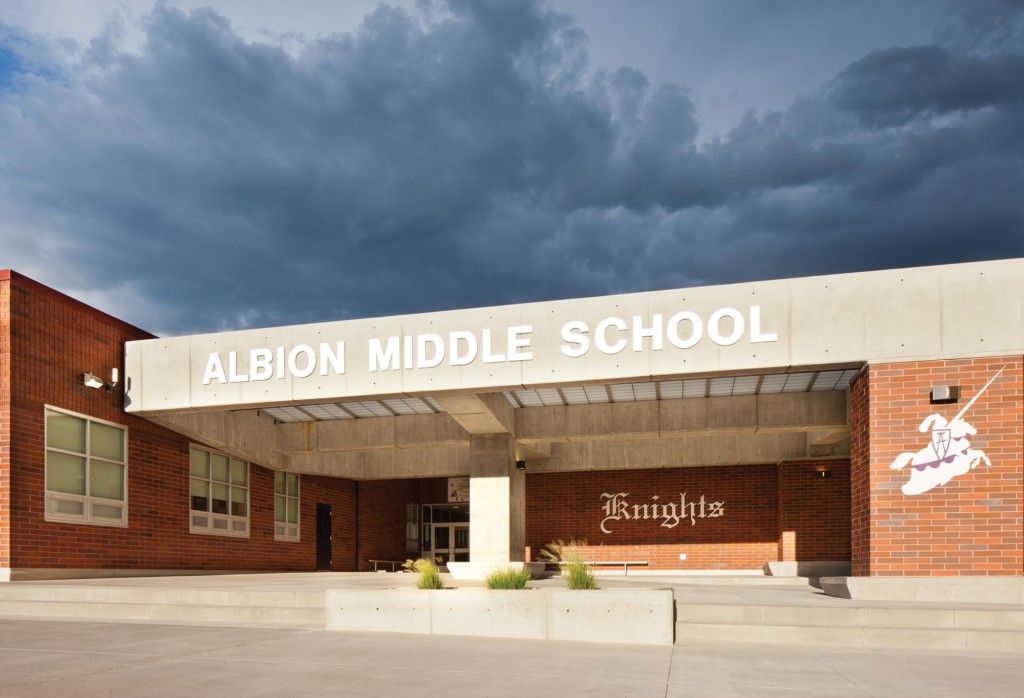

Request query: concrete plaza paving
[{"left": 1, "top": 618, "right": 1022, "bottom": 697}]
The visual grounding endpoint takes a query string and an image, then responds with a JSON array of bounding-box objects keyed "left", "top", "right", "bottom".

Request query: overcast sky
[{"left": 1, "top": 0, "right": 1022, "bottom": 336}]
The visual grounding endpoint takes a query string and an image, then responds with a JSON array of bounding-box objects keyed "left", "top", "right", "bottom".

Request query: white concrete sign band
[{"left": 125, "top": 259, "right": 1024, "bottom": 413}]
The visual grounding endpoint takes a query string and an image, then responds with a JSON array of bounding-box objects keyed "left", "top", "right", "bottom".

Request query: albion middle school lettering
[{"left": 202, "top": 305, "right": 777, "bottom": 384}]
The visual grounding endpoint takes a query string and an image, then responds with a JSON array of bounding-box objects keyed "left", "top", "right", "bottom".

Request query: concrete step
[
  {"left": 623, "top": 575, "right": 812, "bottom": 587},
  {"left": 0, "top": 585, "right": 325, "bottom": 628},
  {"left": 676, "top": 602, "right": 1024, "bottom": 652}
]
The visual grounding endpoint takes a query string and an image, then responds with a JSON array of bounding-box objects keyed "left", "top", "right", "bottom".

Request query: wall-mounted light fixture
[
  {"left": 82, "top": 372, "right": 104, "bottom": 389},
  {"left": 930, "top": 385, "right": 960, "bottom": 405},
  {"left": 515, "top": 459, "right": 527, "bottom": 471},
  {"left": 815, "top": 465, "right": 832, "bottom": 479},
  {"left": 82, "top": 368, "right": 120, "bottom": 392}
]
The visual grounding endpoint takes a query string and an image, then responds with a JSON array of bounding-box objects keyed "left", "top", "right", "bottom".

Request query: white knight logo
[{"left": 889, "top": 368, "right": 1003, "bottom": 495}]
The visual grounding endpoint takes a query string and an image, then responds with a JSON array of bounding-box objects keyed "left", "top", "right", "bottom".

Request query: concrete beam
[
  {"left": 516, "top": 392, "right": 847, "bottom": 444},
  {"left": 518, "top": 442, "right": 552, "bottom": 460},
  {"left": 153, "top": 392, "right": 849, "bottom": 481},
  {"left": 282, "top": 445, "right": 470, "bottom": 480},
  {"left": 809, "top": 428, "right": 852, "bottom": 446},
  {"left": 433, "top": 393, "right": 514, "bottom": 435},
  {"left": 152, "top": 411, "right": 285, "bottom": 470},
  {"left": 530, "top": 431, "right": 847, "bottom": 473},
  {"left": 157, "top": 409, "right": 472, "bottom": 471},
  {"left": 274, "top": 411, "right": 468, "bottom": 452}
]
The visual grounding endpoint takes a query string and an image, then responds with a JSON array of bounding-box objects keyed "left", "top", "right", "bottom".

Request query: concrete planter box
[{"left": 325, "top": 587, "right": 674, "bottom": 645}]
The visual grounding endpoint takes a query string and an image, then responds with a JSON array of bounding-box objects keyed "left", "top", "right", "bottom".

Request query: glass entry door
[
  {"left": 423, "top": 504, "right": 470, "bottom": 569},
  {"left": 430, "top": 523, "right": 469, "bottom": 566}
]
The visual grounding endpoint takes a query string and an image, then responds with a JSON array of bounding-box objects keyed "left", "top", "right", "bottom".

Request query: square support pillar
[{"left": 447, "top": 434, "right": 528, "bottom": 580}]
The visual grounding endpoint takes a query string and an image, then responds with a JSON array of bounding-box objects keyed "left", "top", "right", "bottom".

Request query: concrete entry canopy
[
  {"left": 125, "top": 258, "right": 1024, "bottom": 414},
  {"left": 120, "top": 259, "right": 1024, "bottom": 578}
]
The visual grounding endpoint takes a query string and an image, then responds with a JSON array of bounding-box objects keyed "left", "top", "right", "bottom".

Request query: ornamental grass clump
[
  {"left": 540, "top": 539, "right": 598, "bottom": 590},
  {"left": 403, "top": 558, "right": 445, "bottom": 589},
  {"left": 484, "top": 567, "right": 532, "bottom": 589}
]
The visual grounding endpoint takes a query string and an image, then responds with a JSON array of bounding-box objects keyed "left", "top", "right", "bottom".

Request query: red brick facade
[
  {"left": 0, "top": 271, "right": 375, "bottom": 574},
  {"left": 356, "top": 480, "right": 419, "bottom": 571},
  {"left": 4, "top": 269, "right": 1022, "bottom": 579},
  {"left": 851, "top": 357, "right": 1024, "bottom": 576},
  {"left": 777, "top": 459, "right": 851, "bottom": 563},
  {"left": 1, "top": 273, "right": 11, "bottom": 572},
  {"left": 525, "top": 463, "right": 851, "bottom": 570},
  {"left": 353, "top": 478, "right": 453, "bottom": 571},
  {"left": 850, "top": 369, "right": 871, "bottom": 575}
]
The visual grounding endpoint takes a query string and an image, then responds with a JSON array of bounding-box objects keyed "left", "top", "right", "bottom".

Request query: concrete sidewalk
[{"left": 1, "top": 619, "right": 1022, "bottom": 697}]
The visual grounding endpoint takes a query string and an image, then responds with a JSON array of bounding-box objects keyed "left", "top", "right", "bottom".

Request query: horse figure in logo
[{"left": 889, "top": 414, "right": 991, "bottom": 495}]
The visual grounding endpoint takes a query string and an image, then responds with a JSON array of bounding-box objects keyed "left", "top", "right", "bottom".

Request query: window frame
[
  {"left": 44, "top": 405, "right": 129, "bottom": 528},
  {"left": 405, "top": 502, "right": 420, "bottom": 553},
  {"left": 274, "top": 471, "right": 301, "bottom": 542},
  {"left": 188, "top": 445, "right": 250, "bottom": 538}
]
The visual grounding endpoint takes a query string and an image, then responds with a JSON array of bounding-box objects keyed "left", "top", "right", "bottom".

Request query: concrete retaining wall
[
  {"left": 764, "top": 561, "right": 852, "bottom": 578},
  {"left": 821, "top": 576, "right": 1024, "bottom": 604},
  {"left": 325, "top": 588, "right": 675, "bottom": 645}
]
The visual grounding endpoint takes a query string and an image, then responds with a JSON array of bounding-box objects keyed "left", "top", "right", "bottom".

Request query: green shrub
[
  {"left": 562, "top": 558, "right": 598, "bottom": 590},
  {"left": 485, "top": 567, "right": 532, "bottom": 589},
  {"left": 539, "top": 539, "right": 598, "bottom": 590},
  {"left": 404, "top": 558, "right": 445, "bottom": 589}
]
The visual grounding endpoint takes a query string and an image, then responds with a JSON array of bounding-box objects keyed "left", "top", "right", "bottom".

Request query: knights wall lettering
[
  {"left": 890, "top": 368, "right": 1003, "bottom": 495},
  {"left": 600, "top": 492, "right": 725, "bottom": 534}
]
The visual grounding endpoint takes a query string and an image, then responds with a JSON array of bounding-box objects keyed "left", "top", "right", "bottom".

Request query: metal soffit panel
[
  {"left": 258, "top": 368, "right": 859, "bottom": 423},
  {"left": 262, "top": 397, "right": 444, "bottom": 423}
]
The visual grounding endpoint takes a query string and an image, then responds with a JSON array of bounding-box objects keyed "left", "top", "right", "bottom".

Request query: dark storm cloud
[
  {"left": 936, "top": 0, "right": 1024, "bottom": 53},
  {"left": 829, "top": 46, "right": 1024, "bottom": 127},
  {"left": 0, "top": 0, "right": 1022, "bottom": 335}
]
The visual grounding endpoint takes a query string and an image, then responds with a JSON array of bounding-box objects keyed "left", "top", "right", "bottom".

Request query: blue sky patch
[{"left": 0, "top": 44, "right": 22, "bottom": 91}]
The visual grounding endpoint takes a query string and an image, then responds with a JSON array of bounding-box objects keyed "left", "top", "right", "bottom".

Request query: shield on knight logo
[{"left": 931, "top": 428, "right": 951, "bottom": 460}]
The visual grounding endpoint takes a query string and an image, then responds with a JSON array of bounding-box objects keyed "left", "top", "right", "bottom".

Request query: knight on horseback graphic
[{"left": 890, "top": 368, "right": 1003, "bottom": 495}]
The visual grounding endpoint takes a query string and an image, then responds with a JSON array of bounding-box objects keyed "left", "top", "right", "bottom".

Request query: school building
[{"left": 1, "top": 259, "right": 1021, "bottom": 581}]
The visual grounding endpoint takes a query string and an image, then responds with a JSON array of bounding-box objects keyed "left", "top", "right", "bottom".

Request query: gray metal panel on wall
[{"left": 124, "top": 258, "right": 1024, "bottom": 414}]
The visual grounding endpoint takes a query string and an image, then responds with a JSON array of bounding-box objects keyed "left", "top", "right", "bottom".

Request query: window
[
  {"left": 274, "top": 471, "right": 300, "bottom": 541},
  {"left": 190, "top": 446, "right": 249, "bottom": 537},
  {"left": 45, "top": 407, "right": 127, "bottom": 527},
  {"left": 405, "top": 502, "right": 419, "bottom": 552}
]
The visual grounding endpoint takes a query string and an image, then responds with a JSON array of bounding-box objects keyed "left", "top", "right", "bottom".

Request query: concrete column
[
  {"left": 447, "top": 433, "right": 528, "bottom": 580},
  {"left": 467, "top": 433, "right": 524, "bottom": 564}
]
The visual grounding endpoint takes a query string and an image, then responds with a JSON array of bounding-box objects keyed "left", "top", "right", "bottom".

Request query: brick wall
[
  {"left": 296, "top": 474, "right": 357, "bottom": 570},
  {"left": 525, "top": 465, "right": 779, "bottom": 570},
  {"left": 348, "top": 478, "right": 451, "bottom": 570},
  {"left": 420, "top": 477, "right": 448, "bottom": 505},
  {"left": 856, "top": 357, "right": 1023, "bottom": 576},
  {"left": 5, "top": 272, "right": 360, "bottom": 573},
  {"left": 777, "top": 459, "right": 851, "bottom": 562},
  {"left": 356, "top": 479, "right": 420, "bottom": 571},
  {"left": 525, "top": 462, "right": 852, "bottom": 570},
  {"left": 1, "top": 273, "right": 10, "bottom": 571},
  {"left": 850, "top": 369, "right": 871, "bottom": 575}
]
